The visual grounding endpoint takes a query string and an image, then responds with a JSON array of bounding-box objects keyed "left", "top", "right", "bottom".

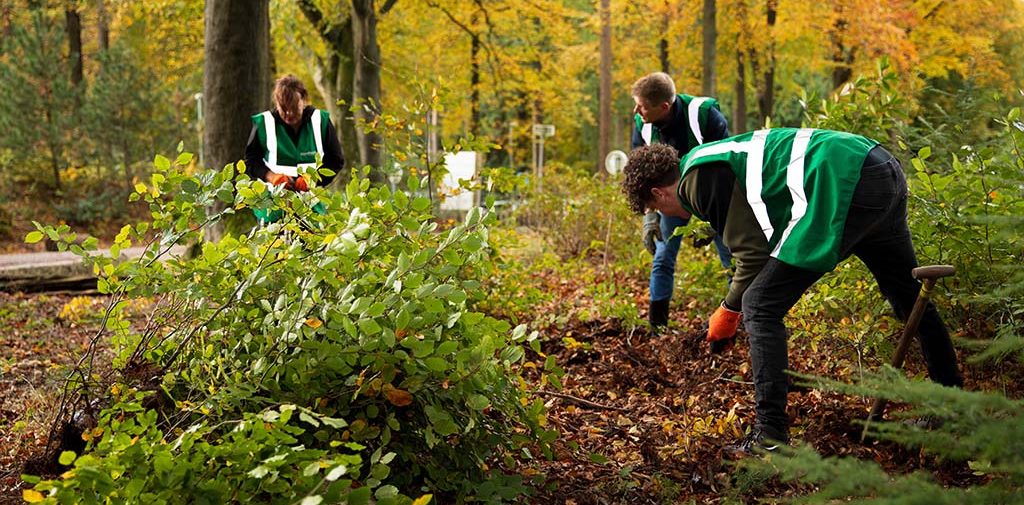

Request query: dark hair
[
  {"left": 621, "top": 144, "right": 681, "bottom": 214},
  {"left": 272, "top": 75, "right": 309, "bottom": 115}
]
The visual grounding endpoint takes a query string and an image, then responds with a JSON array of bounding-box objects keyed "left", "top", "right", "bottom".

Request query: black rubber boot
[{"left": 648, "top": 299, "right": 670, "bottom": 327}]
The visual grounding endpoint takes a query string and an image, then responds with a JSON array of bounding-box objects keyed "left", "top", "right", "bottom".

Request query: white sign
[
  {"left": 604, "top": 150, "right": 627, "bottom": 176},
  {"left": 532, "top": 124, "right": 555, "bottom": 138},
  {"left": 439, "top": 151, "right": 478, "bottom": 211}
]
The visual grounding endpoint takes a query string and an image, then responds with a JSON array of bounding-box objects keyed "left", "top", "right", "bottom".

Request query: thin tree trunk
[
  {"left": 757, "top": 0, "right": 776, "bottom": 124},
  {"left": 469, "top": 16, "right": 480, "bottom": 135},
  {"left": 701, "top": 0, "right": 716, "bottom": 96},
  {"left": 598, "top": 0, "right": 611, "bottom": 173},
  {"left": 830, "top": 13, "right": 854, "bottom": 89},
  {"left": 203, "top": 0, "right": 270, "bottom": 240},
  {"left": 659, "top": 1, "right": 669, "bottom": 73},
  {"left": 65, "top": 4, "right": 82, "bottom": 86},
  {"left": 352, "top": 0, "right": 384, "bottom": 181},
  {"left": 734, "top": 49, "right": 746, "bottom": 133},
  {"left": 296, "top": 1, "right": 357, "bottom": 176},
  {"left": 96, "top": 0, "right": 109, "bottom": 51}
]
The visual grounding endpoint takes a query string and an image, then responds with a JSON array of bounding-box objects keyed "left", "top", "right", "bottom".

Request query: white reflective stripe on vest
[
  {"left": 262, "top": 111, "right": 278, "bottom": 169},
  {"left": 311, "top": 110, "right": 324, "bottom": 157},
  {"left": 641, "top": 123, "right": 653, "bottom": 145},
  {"left": 743, "top": 130, "right": 773, "bottom": 241},
  {"left": 688, "top": 97, "right": 708, "bottom": 145},
  {"left": 771, "top": 128, "right": 815, "bottom": 256}
]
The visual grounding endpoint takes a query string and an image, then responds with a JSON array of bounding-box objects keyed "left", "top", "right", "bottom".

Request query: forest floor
[{"left": 1, "top": 268, "right": 1020, "bottom": 504}]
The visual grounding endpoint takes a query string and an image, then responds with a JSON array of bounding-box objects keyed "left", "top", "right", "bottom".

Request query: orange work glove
[
  {"left": 707, "top": 302, "right": 742, "bottom": 353},
  {"left": 266, "top": 172, "right": 292, "bottom": 187},
  {"left": 292, "top": 175, "right": 309, "bottom": 192}
]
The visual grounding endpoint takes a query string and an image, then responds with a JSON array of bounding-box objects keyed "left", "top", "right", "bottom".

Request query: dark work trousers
[{"left": 740, "top": 146, "right": 964, "bottom": 435}]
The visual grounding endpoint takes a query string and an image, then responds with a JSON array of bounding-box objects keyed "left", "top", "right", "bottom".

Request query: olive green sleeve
[
  {"left": 679, "top": 172, "right": 771, "bottom": 311},
  {"left": 720, "top": 183, "right": 771, "bottom": 310}
]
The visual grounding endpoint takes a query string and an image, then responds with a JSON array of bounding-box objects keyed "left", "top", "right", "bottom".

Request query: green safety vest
[
  {"left": 251, "top": 109, "right": 330, "bottom": 177},
  {"left": 634, "top": 94, "right": 721, "bottom": 150},
  {"left": 250, "top": 109, "right": 330, "bottom": 223},
  {"left": 678, "top": 128, "right": 879, "bottom": 272}
]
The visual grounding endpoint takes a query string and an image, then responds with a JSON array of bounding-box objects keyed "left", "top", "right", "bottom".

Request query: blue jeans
[{"left": 650, "top": 213, "right": 733, "bottom": 302}]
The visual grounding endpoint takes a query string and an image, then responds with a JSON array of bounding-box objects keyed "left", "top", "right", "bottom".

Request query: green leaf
[
  {"left": 303, "top": 462, "right": 321, "bottom": 477},
  {"left": 347, "top": 486, "right": 371, "bottom": 505},
  {"left": 358, "top": 318, "right": 382, "bottom": 335},
  {"left": 176, "top": 152, "right": 194, "bottom": 165},
  {"left": 918, "top": 146, "right": 932, "bottom": 160},
  {"left": 411, "top": 197, "right": 431, "bottom": 212},
  {"left": 468, "top": 394, "right": 490, "bottom": 411},
  {"left": 58, "top": 451, "right": 76, "bottom": 465},
  {"left": 24, "top": 231, "right": 43, "bottom": 244},
  {"left": 588, "top": 452, "right": 610, "bottom": 465},
  {"left": 154, "top": 154, "right": 171, "bottom": 171},
  {"left": 326, "top": 464, "right": 348, "bottom": 481},
  {"left": 375, "top": 485, "right": 399, "bottom": 500}
]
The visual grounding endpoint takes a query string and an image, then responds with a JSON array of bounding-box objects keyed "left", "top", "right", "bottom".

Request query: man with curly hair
[
  {"left": 630, "top": 72, "right": 733, "bottom": 327},
  {"left": 622, "top": 128, "right": 962, "bottom": 456}
]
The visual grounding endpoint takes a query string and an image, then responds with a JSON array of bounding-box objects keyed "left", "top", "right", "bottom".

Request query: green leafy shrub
[
  {"left": 26, "top": 151, "right": 554, "bottom": 502},
  {"left": 513, "top": 162, "right": 638, "bottom": 262}
]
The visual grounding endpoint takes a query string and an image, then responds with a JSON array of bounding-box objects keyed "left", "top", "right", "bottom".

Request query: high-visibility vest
[
  {"left": 634, "top": 94, "right": 721, "bottom": 150},
  {"left": 251, "top": 109, "right": 329, "bottom": 177},
  {"left": 678, "top": 128, "right": 879, "bottom": 272}
]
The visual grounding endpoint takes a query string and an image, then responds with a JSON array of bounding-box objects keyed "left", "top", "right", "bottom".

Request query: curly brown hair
[{"left": 621, "top": 144, "right": 681, "bottom": 214}]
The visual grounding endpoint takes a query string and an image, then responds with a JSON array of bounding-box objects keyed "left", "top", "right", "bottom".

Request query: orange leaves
[{"left": 383, "top": 384, "right": 414, "bottom": 407}]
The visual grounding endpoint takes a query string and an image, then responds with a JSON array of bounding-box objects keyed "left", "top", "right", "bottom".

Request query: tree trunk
[
  {"left": 597, "top": 0, "right": 611, "bottom": 173},
  {"left": 296, "top": 1, "right": 357, "bottom": 178},
  {"left": 203, "top": 0, "right": 270, "bottom": 240},
  {"left": 701, "top": 0, "right": 716, "bottom": 96},
  {"left": 734, "top": 49, "right": 746, "bottom": 133},
  {"left": 659, "top": 1, "right": 669, "bottom": 72},
  {"left": 65, "top": 4, "right": 82, "bottom": 87},
  {"left": 830, "top": 13, "right": 854, "bottom": 90},
  {"left": 469, "top": 18, "right": 480, "bottom": 135},
  {"left": 96, "top": 0, "right": 109, "bottom": 51},
  {"left": 756, "top": 0, "right": 776, "bottom": 124},
  {"left": 351, "top": 0, "right": 384, "bottom": 181}
]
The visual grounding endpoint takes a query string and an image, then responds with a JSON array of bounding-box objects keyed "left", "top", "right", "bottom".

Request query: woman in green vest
[
  {"left": 244, "top": 75, "right": 345, "bottom": 223},
  {"left": 621, "top": 128, "right": 963, "bottom": 457}
]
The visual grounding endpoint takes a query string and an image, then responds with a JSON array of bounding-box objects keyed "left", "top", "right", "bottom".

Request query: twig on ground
[{"left": 534, "top": 390, "right": 627, "bottom": 411}]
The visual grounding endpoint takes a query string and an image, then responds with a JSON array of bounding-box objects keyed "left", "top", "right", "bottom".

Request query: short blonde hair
[{"left": 631, "top": 72, "right": 676, "bottom": 106}]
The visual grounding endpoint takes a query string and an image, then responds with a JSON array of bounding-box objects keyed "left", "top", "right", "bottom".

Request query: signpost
[{"left": 532, "top": 124, "right": 555, "bottom": 191}]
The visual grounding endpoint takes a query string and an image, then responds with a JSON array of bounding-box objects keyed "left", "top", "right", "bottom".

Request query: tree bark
[
  {"left": 351, "top": 0, "right": 384, "bottom": 181},
  {"left": 469, "top": 14, "right": 480, "bottom": 135},
  {"left": 659, "top": 1, "right": 670, "bottom": 73},
  {"left": 96, "top": 0, "right": 109, "bottom": 51},
  {"left": 756, "top": 0, "right": 776, "bottom": 124},
  {"left": 701, "top": 0, "right": 716, "bottom": 96},
  {"left": 295, "top": 1, "right": 357, "bottom": 176},
  {"left": 830, "top": 13, "right": 854, "bottom": 90},
  {"left": 597, "top": 0, "right": 611, "bottom": 173},
  {"left": 734, "top": 49, "right": 746, "bottom": 133},
  {"left": 65, "top": 4, "right": 82, "bottom": 87},
  {"left": 203, "top": 0, "right": 270, "bottom": 240}
]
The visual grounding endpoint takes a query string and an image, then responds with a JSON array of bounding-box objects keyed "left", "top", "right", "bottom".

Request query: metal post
[{"left": 194, "top": 92, "right": 204, "bottom": 167}]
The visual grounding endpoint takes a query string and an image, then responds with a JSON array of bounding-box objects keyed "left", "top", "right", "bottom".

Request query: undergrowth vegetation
[{"left": 23, "top": 154, "right": 557, "bottom": 503}]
